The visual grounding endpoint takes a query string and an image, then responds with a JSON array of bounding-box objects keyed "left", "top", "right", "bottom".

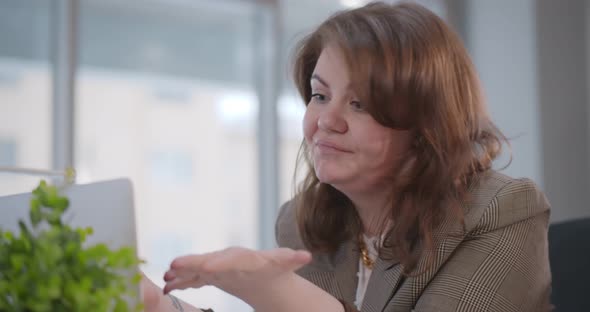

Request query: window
[
  {"left": 75, "top": 1, "right": 260, "bottom": 310},
  {"left": 0, "top": 0, "right": 52, "bottom": 196}
]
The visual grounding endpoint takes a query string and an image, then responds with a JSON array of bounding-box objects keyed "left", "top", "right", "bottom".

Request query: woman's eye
[
  {"left": 351, "top": 100, "right": 365, "bottom": 111},
  {"left": 311, "top": 93, "right": 326, "bottom": 102}
]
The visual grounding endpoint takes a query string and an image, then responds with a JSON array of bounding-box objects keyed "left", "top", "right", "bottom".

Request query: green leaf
[
  {"left": 10, "top": 254, "right": 25, "bottom": 272},
  {"left": 131, "top": 272, "right": 142, "bottom": 284},
  {"left": 46, "top": 274, "right": 62, "bottom": 299},
  {"left": 135, "top": 302, "right": 145, "bottom": 312},
  {"left": 113, "top": 298, "right": 129, "bottom": 312},
  {"left": 30, "top": 198, "right": 42, "bottom": 227},
  {"left": 2, "top": 232, "right": 13, "bottom": 241},
  {"left": 17, "top": 220, "right": 32, "bottom": 241},
  {"left": 48, "top": 196, "right": 69, "bottom": 212},
  {"left": 47, "top": 209, "right": 63, "bottom": 226}
]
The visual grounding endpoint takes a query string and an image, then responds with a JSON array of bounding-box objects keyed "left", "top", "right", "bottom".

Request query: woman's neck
[{"left": 347, "top": 189, "right": 393, "bottom": 236}]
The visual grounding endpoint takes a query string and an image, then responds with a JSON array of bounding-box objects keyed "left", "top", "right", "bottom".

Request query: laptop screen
[{"left": 0, "top": 178, "right": 138, "bottom": 250}]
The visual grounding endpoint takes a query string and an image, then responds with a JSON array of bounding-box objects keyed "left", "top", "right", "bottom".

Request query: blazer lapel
[
  {"left": 360, "top": 210, "right": 459, "bottom": 312},
  {"left": 361, "top": 255, "right": 403, "bottom": 312},
  {"left": 333, "top": 240, "right": 360, "bottom": 303}
]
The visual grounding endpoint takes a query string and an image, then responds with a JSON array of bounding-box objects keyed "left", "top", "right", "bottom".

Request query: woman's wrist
[{"left": 158, "top": 293, "right": 205, "bottom": 312}]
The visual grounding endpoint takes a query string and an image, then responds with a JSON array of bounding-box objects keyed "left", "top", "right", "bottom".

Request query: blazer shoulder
[
  {"left": 465, "top": 170, "right": 551, "bottom": 234},
  {"left": 275, "top": 200, "right": 306, "bottom": 250}
]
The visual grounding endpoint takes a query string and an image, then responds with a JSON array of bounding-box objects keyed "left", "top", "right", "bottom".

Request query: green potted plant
[{"left": 0, "top": 180, "right": 143, "bottom": 311}]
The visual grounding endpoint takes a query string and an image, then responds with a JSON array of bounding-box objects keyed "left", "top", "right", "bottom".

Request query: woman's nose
[{"left": 317, "top": 103, "right": 348, "bottom": 133}]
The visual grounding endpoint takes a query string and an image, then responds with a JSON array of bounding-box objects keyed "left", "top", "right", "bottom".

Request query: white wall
[
  {"left": 466, "top": 0, "right": 543, "bottom": 186},
  {"left": 536, "top": 0, "right": 590, "bottom": 223},
  {"left": 456, "top": 0, "right": 590, "bottom": 223}
]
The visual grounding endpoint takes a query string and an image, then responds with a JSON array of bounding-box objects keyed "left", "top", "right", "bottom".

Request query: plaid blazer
[{"left": 275, "top": 171, "right": 552, "bottom": 312}]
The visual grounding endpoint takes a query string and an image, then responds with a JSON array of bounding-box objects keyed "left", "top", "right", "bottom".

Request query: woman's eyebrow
[{"left": 310, "top": 73, "right": 330, "bottom": 88}]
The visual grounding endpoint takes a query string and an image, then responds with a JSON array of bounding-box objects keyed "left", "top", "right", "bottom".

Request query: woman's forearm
[
  {"left": 245, "top": 273, "right": 345, "bottom": 312},
  {"left": 160, "top": 275, "right": 345, "bottom": 312}
]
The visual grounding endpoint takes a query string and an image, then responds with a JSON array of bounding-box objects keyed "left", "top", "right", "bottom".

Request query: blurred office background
[{"left": 0, "top": 0, "right": 588, "bottom": 310}]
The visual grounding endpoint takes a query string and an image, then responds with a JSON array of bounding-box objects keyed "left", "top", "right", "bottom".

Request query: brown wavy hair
[{"left": 291, "top": 2, "right": 507, "bottom": 273}]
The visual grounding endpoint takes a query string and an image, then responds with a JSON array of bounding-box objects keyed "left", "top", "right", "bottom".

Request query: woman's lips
[{"left": 314, "top": 140, "right": 353, "bottom": 153}]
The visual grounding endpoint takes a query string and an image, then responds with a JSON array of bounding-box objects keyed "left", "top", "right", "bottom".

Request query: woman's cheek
[{"left": 302, "top": 108, "right": 317, "bottom": 142}]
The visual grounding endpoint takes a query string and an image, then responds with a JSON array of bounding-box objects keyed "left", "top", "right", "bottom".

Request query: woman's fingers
[
  {"left": 170, "top": 249, "right": 224, "bottom": 271},
  {"left": 163, "top": 273, "right": 207, "bottom": 294},
  {"left": 163, "top": 249, "right": 239, "bottom": 293},
  {"left": 168, "top": 247, "right": 311, "bottom": 276},
  {"left": 200, "top": 247, "right": 254, "bottom": 272},
  {"left": 169, "top": 247, "right": 253, "bottom": 275}
]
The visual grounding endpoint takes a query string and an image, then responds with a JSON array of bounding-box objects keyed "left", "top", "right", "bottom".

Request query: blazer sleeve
[
  {"left": 275, "top": 200, "right": 306, "bottom": 250},
  {"left": 414, "top": 178, "right": 553, "bottom": 312}
]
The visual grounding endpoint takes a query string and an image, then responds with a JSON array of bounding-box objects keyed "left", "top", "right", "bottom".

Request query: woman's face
[{"left": 303, "top": 45, "right": 413, "bottom": 196}]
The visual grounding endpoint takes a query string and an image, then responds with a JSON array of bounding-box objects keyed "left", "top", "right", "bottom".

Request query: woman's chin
[
  {"left": 316, "top": 172, "right": 347, "bottom": 188},
  {"left": 316, "top": 172, "right": 334, "bottom": 184}
]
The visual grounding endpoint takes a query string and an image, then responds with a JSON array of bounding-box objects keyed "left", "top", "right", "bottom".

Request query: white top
[{"left": 354, "top": 234, "right": 379, "bottom": 309}]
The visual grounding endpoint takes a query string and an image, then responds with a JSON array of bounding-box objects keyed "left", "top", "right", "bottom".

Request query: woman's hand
[
  {"left": 163, "top": 247, "right": 345, "bottom": 312},
  {"left": 163, "top": 247, "right": 311, "bottom": 295},
  {"left": 162, "top": 247, "right": 311, "bottom": 307}
]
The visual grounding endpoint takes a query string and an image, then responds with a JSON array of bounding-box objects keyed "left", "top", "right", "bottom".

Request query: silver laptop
[
  {"left": 0, "top": 178, "right": 141, "bottom": 303},
  {"left": 0, "top": 178, "right": 138, "bottom": 249}
]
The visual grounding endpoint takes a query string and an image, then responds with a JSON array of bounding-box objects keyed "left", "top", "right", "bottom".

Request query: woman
[{"left": 144, "top": 2, "right": 552, "bottom": 311}]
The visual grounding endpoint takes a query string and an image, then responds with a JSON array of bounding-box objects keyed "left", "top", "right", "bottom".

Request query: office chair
[{"left": 548, "top": 217, "right": 590, "bottom": 312}]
